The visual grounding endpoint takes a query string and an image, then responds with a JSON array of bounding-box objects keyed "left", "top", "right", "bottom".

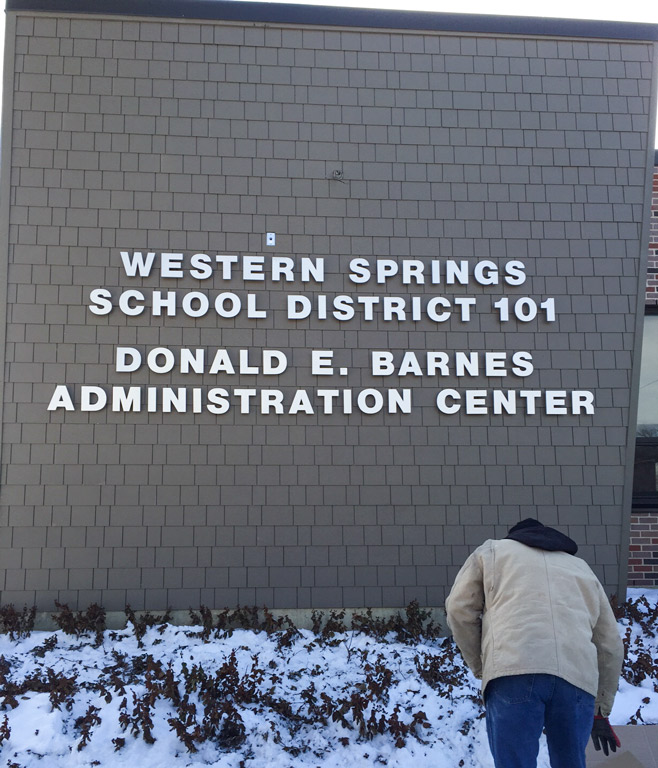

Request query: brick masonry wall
[
  {"left": 648, "top": 160, "right": 658, "bottom": 304},
  {"left": 628, "top": 513, "right": 658, "bottom": 587},
  {"left": 632, "top": 158, "right": 658, "bottom": 590},
  {"left": 0, "top": 11, "right": 656, "bottom": 611}
]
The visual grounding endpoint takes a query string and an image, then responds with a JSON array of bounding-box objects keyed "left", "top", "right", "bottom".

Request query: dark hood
[{"left": 505, "top": 518, "right": 578, "bottom": 555}]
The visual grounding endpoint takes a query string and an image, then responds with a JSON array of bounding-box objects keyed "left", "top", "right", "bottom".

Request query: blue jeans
[{"left": 484, "top": 674, "right": 595, "bottom": 768}]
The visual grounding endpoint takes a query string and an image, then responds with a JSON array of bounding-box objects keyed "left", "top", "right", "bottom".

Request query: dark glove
[{"left": 591, "top": 715, "right": 621, "bottom": 756}]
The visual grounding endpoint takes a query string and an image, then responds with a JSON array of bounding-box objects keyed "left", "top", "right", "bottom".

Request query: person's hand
[{"left": 591, "top": 715, "right": 621, "bottom": 756}]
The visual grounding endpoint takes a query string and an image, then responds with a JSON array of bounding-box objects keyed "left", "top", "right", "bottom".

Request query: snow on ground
[
  {"left": 611, "top": 589, "right": 658, "bottom": 727},
  {"left": 0, "top": 592, "right": 656, "bottom": 768}
]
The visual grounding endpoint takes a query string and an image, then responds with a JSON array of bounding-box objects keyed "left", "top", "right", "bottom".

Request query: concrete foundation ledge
[{"left": 586, "top": 725, "right": 658, "bottom": 767}]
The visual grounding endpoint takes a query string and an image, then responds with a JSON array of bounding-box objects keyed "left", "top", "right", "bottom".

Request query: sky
[{"left": 267, "top": 0, "right": 658, "bottom": 23}]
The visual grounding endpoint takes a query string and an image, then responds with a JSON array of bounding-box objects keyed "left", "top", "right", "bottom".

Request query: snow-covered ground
[{"left": 1, "top": 590, "right": 656, "bottom": 768}]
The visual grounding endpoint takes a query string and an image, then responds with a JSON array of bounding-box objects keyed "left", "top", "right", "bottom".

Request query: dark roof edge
[{"left": 6, "top": 0, "right": 658, "bottom": 41}]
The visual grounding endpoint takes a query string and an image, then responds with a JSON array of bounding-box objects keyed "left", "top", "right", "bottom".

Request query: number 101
[{"left": 493, "top": 297, "right": 556, "bottom": 322}]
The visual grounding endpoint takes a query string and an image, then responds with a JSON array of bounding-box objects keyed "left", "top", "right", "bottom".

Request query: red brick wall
[
  {"left": 629, "top": 159, "right": 658, "bottom": 589},
  {"left": 648, "top": 161, "right": 658, "bottom": 304},
  {"left": 628, "top": 513, "right": 658, "bottom": 587}
]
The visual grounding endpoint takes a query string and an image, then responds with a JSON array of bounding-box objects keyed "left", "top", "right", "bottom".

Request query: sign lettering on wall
[{"left": 46, "top": 250, "right": 595, "bottom": 417}]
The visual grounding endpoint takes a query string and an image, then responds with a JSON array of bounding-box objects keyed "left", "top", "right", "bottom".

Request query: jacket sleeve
[
  {"left": 592, "top": 583, "right": 624, "bottom": 717},
  {"left": 445, "top": 548, "right": 486, "bottom": 679}
]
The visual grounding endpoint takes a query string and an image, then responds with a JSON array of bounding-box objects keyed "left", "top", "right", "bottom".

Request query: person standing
[{"left": 445, "top": 518, "right": 624, "bottom": 768}]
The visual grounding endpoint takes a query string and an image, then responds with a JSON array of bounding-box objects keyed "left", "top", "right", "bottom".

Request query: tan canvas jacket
[{"left": 445, "top": 538, "right": 624, "bottom": 717}]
